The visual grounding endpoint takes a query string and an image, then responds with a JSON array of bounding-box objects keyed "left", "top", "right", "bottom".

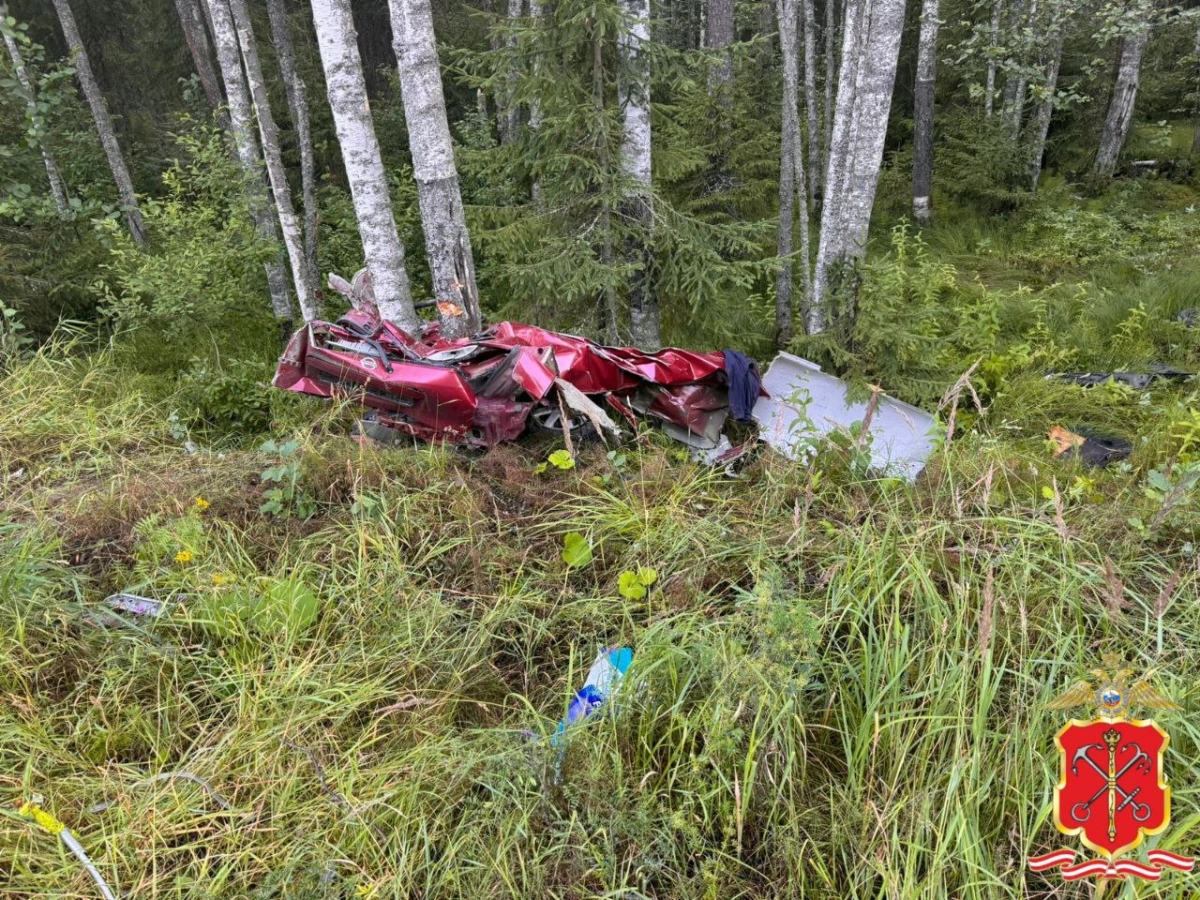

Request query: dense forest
[
  {"left": 1, "top": 0, "right": 1196, "bottom": 361},
  {"left": 4, "top": 0, "right": 1200, "bottom": 898}
]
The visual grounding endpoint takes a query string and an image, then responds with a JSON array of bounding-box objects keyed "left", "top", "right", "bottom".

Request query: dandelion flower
[
  {"left": 194, "top": 497, "right": 210, "bottom": 511},
  {"left": 174, "top": 550, "right": 193, "bottom": 564},
  {"left": 212, "top": 573, "right": 226, "bottom": 585}
]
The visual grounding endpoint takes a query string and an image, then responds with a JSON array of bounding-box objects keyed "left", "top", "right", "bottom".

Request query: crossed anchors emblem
[{"left": 1029, "top": 655, "right": 1195, "bottom": 882}]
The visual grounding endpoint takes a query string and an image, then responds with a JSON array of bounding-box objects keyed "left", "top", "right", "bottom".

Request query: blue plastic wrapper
[{"left": 552, "top": 646, "right": 633, "bottom": 745}]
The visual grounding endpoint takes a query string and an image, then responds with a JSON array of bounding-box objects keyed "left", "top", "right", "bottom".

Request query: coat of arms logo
[{"left": 1029, "top": 655, "right": 1195, "bottom": 882}]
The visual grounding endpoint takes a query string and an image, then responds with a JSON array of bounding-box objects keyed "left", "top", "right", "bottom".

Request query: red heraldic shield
[{"left": 1055, "top": 719, "right": 1170, "bottom": 858}]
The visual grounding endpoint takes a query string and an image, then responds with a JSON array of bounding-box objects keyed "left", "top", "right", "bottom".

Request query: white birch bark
[
  {"left": 985, "top": 0, "right": 1001, "bottom": 117},
  {"left": 1192, "top": 20, "right": 1200, "bottom": 156},
  {"left": 389, "top": 0, "right": 481, "bottom": 339},
  {"left": 776, "top": 0, "right": 813, "bottom": 347},
  {"left": 619, "top": 0, "right": 659, "bottom": 349},
  {"left": 811, "top": 0, "right": 864, "bottom": 315},
  {"left": 310, "top": 0, "right": 417, "bottom": 331},
  {"left": 822, "top": 0, "right": 836, "bottom": 187},
  {"left": 1007, "top": 0, "right": 1036, "bottom": 139},
  {"left": 1, "top": 11, "right": 69, "bottom": 216},
  {"left": 173, "top": 0, "right": 224, "bottom": 113},
  {"left": 1094, "top": 25, "right": 1150, "bottom": 177},
  {"left": 266, "top": 0, "right": 319, "bottom": 303},
  {"left": 802, "top": 0, "right": 820, "bottom": 200},
  {"left": 503, "top": 0, "right": 522, "bottom": 144},
  {"left": 911, "top": 0, "right": 938, "bottom": 223},
  {"left": 812, "top": 0, "right": 906, "bottom": 334},
  {"left": 228, "top": 0, "right": 317, "bottom": 323},
  {"left": 206, "top": 0, "right": 294, "bottom": 323},
  {"left": 529, "top": 0, "right": 543, "bottom": 204},
  {"left": 999, "top": 0, "right": 1024, "bottom": 120},
  {"left": 1028, "top": 25, "right": 1063, "bottom": 189},
  {"left": 50, "top": 0, "right": 146, "bottom": 246}
]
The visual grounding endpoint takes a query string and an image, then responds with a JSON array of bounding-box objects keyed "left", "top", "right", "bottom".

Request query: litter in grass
[
  {"left": 18, "top": 801, "right": 119, "bottom": 900},
  {"left": 1048, "top": 426, "right": 1133, "bottom": 467},
  {"left": 102, "top": 593, "right": 167, "bottom": 617},
  {"left": 1050, "top": 366, "right": 1192, "bottom": 390},
  {"left": 752, "top": 353, "right": 937, "bottom": 480},
  {"left": 553, "top": 646, "right": 634, "bottom": 744}
]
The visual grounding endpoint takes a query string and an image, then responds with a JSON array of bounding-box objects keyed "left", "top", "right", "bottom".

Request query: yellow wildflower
[
  {"left": 174, "top": 550, "right": 193, "bottom": 564},
  {"left": 194, "top": 497, "right": 210, "bottom": 511},
  {"left": 212, "top": 573, "right": 226, "bottom": 585}
]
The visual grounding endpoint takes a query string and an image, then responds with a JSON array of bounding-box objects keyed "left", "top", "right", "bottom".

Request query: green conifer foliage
[{"left": 454, "top": 0, "right": 775, "bottom": 350}]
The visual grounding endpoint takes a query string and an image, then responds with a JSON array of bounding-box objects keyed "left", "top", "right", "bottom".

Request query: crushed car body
[
  {"left": 273, "top": 272, "right": 754, "bottom": 450},
  {"left": 274, "top": 272, "right": 939, "bottom": 479}
]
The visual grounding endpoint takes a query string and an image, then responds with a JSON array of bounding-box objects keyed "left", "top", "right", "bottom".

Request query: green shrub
[{"left": 94, "top": 120, "right": 277, "bottom": 343}]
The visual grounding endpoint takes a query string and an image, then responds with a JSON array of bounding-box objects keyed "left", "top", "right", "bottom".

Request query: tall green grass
[
  {"left": 5, "top": 183, "right": 1200, "bottom": 897},
  {"left": 2, "top": 336, "right": 1199, "bottom": 899}
]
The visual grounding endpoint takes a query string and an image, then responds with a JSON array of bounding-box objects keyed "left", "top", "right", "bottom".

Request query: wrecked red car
[{"left": 273, "top": 271, "right": 759, "bottom": 450}]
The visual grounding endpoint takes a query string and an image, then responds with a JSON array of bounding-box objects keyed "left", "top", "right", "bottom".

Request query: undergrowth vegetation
[{"left": 3, "top": 178, "right": 1200, "bottom": 898}]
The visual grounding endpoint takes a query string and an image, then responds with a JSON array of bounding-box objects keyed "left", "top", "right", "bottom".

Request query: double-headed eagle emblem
[{"left": 1045, "top": 653, "right": 1180, "bottom": 718}]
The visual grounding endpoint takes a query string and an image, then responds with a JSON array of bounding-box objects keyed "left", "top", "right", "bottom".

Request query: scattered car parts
[{"left": 752, "top": 353, "right": 937, "bottom": 480}]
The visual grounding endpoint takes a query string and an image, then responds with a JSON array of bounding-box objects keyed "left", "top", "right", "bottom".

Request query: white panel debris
[{"left": 752, "top": 353, "right": 936, "bottom": 480}]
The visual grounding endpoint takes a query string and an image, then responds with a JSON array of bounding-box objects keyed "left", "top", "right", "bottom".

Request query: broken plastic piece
[
  {"left": 1050, "top": 366, "right": 1191, "bottom": 390},
  {"left": 103, "top": 594, "right": 165, "bottom": 617},
  {"left": 553, "top": 647, "right": 633, "bottom": 743},
  {"left": 752, "top": 353, "right": 936, "bottom": 480}
]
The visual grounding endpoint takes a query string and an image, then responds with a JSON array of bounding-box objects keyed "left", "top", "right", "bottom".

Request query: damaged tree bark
[
  {"left": 389, "top": 0, "right": 482, "bottom": 338},
  {"left": 310, "top": 0, "right": 418, "bottom": 331}
]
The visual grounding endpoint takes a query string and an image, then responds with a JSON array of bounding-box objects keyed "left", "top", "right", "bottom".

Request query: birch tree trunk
[
  {"left": 707, "top": 0, "right": 734, "bottom": 90},
  {"left": 389, "top": 0, "right": 481, "bottom": 338},
  {"left": 776, "top": 0, "right": 812, "bottom": 348},
  {"left": 999, "top": 0, "right": 1025, "bottom": 120},
  {"left": 985, "top": 0, "right": 1001, "bottom": 116},
  {"left": 1094, "top": 26, "right": 1150, "bottom": 177},
  {"left": 801, "top": 0, "right": 820, "bottom": 201},
  {"left": 619, "top": 0, "right": 659, "bottom": 349},
  {"left": 50, "top": 0, "right": 146, "bottom": 246},
  {"left": 1028, "top": 26, "right": 1063, "bottom": 190},
  {"left": 310, "top": 0, "right": 417, "bottom": 331},
  {"left": 529, "top": 0, "right": 543, "bottom": 204},
  {"left": 911, "top": 0, "right": 938, "bottom": 224},
  {"left": 1, "top": 11, "right": 69, "bottom": 216},
  {"left": 206, "top": 0, "right": 294, "bottom": 324},
  {"left": 502, "top": 0, "right": 522, "bottom": 144},
  {"left": 1192, "top": 21, "right": 1200, "bottom": 155},
  {"left": 173, "top": 0, "right": 224, "bottom": 113},
  {"left": 1007, "top": 0, "right": 1036, "bottom": 139},
  {"left": 228, "top": 0, "right": 317, "bottom": 322},
  {"left": 266, "top": 0, "right": 319, "bottom": 303},
  {"left": 811, "top": 0, "right": 906, "bottom": 334},
  {"left": 811, "top": 0, "right": 864, "bottom": 315},
  {"left": 822, "top": 0, "right": 835, "bottom": 187}
]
